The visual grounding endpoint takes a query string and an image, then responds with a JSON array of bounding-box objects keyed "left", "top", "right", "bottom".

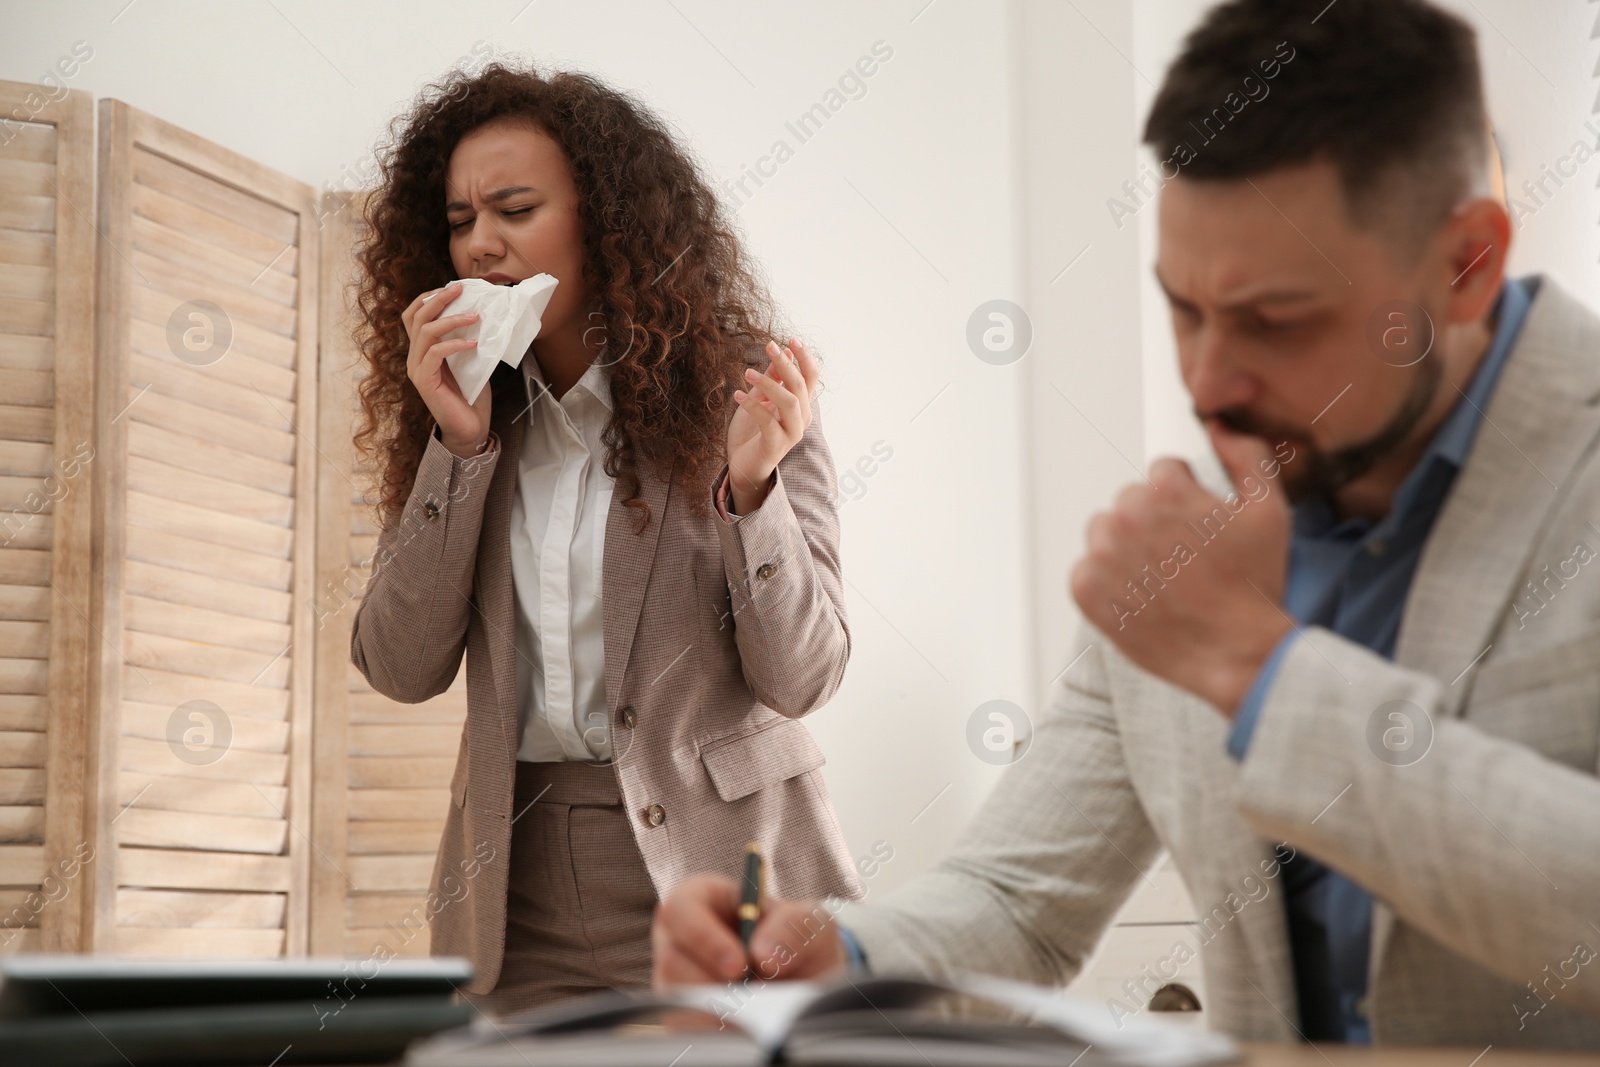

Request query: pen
[{"left": 738, "top": 841, "right": 763, "bottom": 961}]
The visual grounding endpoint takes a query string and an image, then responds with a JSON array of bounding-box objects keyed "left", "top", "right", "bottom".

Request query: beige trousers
[{"left": 465, "top": 759, "right": 657, "bottom": 1017}]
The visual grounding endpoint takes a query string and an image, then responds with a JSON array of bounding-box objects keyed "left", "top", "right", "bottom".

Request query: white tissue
[{"left": 438, "top": 273, "right": 560, "bottom": 405}]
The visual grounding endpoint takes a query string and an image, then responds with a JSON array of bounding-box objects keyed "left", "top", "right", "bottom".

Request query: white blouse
[{"left": 507, "top": 356, "right": 616, "bottom": 762}]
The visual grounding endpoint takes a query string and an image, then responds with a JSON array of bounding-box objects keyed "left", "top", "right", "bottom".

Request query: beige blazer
[
  {"left": 352, "top": 366, "right": 864, "bottom": 995},
  {"left": 848, "top": 276, "right": 1600, "bottom": 1047}
]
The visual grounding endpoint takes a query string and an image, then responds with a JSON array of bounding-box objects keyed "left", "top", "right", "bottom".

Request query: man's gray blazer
[{"left": 848, "top": 276, "right": 1600, "bottom": 1048}]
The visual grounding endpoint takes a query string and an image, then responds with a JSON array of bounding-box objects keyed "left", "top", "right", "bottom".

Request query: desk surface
[{"left": 1240, "top": 1042, "right": 1600, "bottom": 1064}]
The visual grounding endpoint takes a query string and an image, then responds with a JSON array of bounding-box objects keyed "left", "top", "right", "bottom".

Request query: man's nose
[{"left": 1186, "top": 329, "right": 1255, "bottom": 416}]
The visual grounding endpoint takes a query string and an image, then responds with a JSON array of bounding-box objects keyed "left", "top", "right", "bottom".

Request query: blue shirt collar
[
  {"left": 1295, "top": 276, "right": 1534, "bottom": 538},
  {"left": 1423, "top": 275, "right": 1532, "bottom": 473}
]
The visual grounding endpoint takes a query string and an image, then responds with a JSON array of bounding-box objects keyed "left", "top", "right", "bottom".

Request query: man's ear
[{"left": 1440, "top": 195, "right": 1512, "bottom": 326}]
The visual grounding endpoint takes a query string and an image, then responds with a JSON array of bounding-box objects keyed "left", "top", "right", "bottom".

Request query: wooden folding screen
[
  {"left": 0, "top": 84, "right": 97, "bottom": 955},
  {"left": 0, "top": 86, "right": 463, "bottom": 961},
  {"left": 311, "top": 188, "right": 466, "bottom": 960},
  {"left": 84, "top": 99, "right": 320, "bottom": 956}
]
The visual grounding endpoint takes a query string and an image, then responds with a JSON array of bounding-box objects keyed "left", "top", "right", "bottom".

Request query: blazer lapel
[
  {"left": 602, "top": 460, "right": 675, "bottom": 716},
  {"left": 1372, "top": 276, "right": 1600, "bottom": 974},
  {"left": 480, "top": 404, "right": 528, "bottom": 754},
  {"left": 1393, "top": 277, "right": 1600, "bottom": 709}
]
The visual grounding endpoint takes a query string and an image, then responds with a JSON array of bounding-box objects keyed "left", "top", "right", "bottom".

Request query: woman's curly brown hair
[{"left": 351, "top": 59, "right": 788, "bottom": 533}]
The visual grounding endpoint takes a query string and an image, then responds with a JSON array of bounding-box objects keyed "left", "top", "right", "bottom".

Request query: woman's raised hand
[
  {"left": 726, "top": 337, "right": 821, "bottom": 514},
  {"left": 403, "top": 280, "right": 492, "bottom": 457}
]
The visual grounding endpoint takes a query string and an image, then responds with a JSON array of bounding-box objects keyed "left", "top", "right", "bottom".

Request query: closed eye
[{"left": 449, "top": 206, "right": 533, "bottom": 232}]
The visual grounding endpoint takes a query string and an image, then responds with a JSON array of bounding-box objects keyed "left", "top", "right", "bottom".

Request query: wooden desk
[{"left": 1241, "top": 1043, "right": 1600, "bottom": 1064}]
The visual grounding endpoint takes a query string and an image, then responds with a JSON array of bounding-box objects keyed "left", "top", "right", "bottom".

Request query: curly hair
[{"left": 351, "top": 59, "right": 788, "bottom": 533}]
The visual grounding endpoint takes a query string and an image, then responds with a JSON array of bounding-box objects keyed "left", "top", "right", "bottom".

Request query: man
[{"left": 653, "top": 0, "right": 1600, "bottom": 1048}]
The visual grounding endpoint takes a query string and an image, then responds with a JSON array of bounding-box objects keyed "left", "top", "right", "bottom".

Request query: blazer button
[
  {"left": 645, "top": 803, "right": 666, "bottom": 827},
  {"left": 621, "top": 706, "right": 637, "bottom": 729},
  {"left": 423, "top": 500, "right": 440, "bottom": 521},
  {"left": 756, "top": 562, "right": 778, "bottom": 581}
]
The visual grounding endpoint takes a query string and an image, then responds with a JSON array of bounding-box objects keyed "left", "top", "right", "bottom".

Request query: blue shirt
[{"left": 1227, "top": 276, "right": 1535, "bottom": 1042}]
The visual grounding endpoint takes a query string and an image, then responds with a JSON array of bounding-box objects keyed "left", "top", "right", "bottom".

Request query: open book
[{"left": 405, "top": 971, "right": 1239, "bottom": 1067}]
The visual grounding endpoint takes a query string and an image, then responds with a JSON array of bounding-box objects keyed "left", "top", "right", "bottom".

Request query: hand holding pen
[{"left": 651, "top": 856, "right": 849, "bottom": 986}]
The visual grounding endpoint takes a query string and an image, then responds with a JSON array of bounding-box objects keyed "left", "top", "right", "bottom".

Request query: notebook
[
  {"left": 405, "top": 971, "right": 1239, "bottom": 1067},
  {"left": 0, "top": 955, "right": 475, "bottom": 1067}
]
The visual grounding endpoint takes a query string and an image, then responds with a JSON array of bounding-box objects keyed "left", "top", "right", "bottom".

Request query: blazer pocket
[{"left": 700, "top": 717, "right": 826, "bottom": 803}]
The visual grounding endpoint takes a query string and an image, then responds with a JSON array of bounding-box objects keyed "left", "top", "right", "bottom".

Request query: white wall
[{"left": 1015, "top": 0, "right": 1147, "bottom": 735}]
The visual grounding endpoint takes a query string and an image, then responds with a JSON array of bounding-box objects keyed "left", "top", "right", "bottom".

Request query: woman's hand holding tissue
[
  {"left": 726, "top": 337, "right": 821, "bottom": 514},
  {"left": 403, "top": 280, "right": 493, "bottom": 458}
]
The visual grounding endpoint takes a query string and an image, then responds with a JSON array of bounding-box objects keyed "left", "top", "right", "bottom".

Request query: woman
[{"left": 349, "top": 61, "right": 862, "bottom": 1013}]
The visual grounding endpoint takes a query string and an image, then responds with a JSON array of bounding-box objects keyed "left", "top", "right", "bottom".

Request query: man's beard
[{"left": 1208, "top": 356, "right": 1442, "bottom": 506}]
